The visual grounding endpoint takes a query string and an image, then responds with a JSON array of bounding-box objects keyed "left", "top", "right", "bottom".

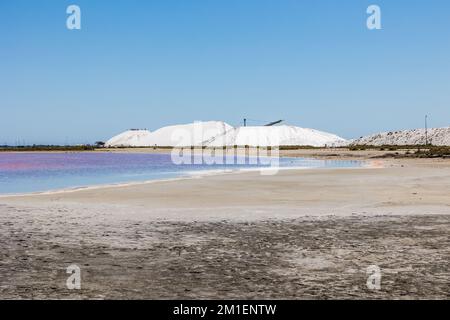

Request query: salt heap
[
  {"left": 105, "top": 129, "right": 152, "bottom": 147},
  {"left": 205, "top": 125, "right": 347, "bottom": 147},
  {"left": 350, "top": 127, "right": 450, "bottom": 146},
  {"left": 106, "top": 121, "right": 233, "bottom": 147},
  {"left": 145, "top": 121, "right": 233, "bottom": 147},
  {"left": 105, "top": 121, "right": 347, "bottom": 147}
]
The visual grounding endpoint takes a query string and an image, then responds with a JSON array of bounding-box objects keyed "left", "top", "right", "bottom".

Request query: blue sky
[{"left": 1, "top": 0, "right": 449, "bottom": 145}]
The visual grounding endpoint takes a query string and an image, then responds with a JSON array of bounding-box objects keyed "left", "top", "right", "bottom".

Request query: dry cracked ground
[{"left": 0, "top": 204, "right": 449, "bottom": 299}]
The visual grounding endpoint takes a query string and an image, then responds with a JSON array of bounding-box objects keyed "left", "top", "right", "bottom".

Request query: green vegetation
[
  {"left": 0, "top": 145, "right": 95, "bottom": 152},
  {"left": 110, "top": 145, "right": 173, "bottom": 149},
  {"left": 279, "top": 145, "right": 323, "bottom": 150},
  {"left": 354, "top": 145, "right": 450, "bottom": 158},
  {"left": 349, "top": 145, "right": 432, "bottom": 151},
  {"left": 414, "top": 146, "right": 450, "bottom": 158},
  {"left": 1, "top": 144, "right": 448, "bottom": 158}
]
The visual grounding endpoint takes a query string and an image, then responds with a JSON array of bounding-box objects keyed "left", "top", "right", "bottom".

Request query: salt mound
[
  {"left": 106, "top": 122, "right": 347, "bottom": 147},
  {"left": 205, "top": 125, "right": 347, "bottom": 147},
  {"left": 105, "top": 129, "right": 152, "bottom": 147},
  {"left": 118, "top": 121, "right": 233, "bottom": 147},
  {"left": 142, "top": 121, "right": 232, "bottom": 147},
  {"left": 350, "top": 127, "right": 450, "bottom": 146}
]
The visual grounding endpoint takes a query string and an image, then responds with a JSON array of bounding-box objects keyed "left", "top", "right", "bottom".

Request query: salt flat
[{"left": 0, "top": 156, "right": 449, "bottom": 299}]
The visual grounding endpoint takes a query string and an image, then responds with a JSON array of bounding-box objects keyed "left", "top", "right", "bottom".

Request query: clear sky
[{"left": 1, "top": 0, "right": 449, "bottom": 145}]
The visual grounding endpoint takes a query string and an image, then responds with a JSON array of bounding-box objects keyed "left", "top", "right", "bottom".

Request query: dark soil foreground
[{"left": 0, "top": 210, "right": 449, "bottom": 299}]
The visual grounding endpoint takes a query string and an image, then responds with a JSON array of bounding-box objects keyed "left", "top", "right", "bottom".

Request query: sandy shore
[{"left": 0, "top": 157, "right": 449, "bottom": 299}]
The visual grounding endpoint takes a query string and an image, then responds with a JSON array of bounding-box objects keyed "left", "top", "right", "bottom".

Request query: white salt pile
[
  {"left": 106, "top": 121, "right": 232, "bottom": 147},
  {"left": 144, "top": 121, "right": 232, "bottom": 147},
  {"left": 105, "top": 129, "right": 152, "bottom": 147},
  {"left": 106, "top": 121, "right": 347, "bottom": 147},
  {"left": 350, "top": 127, "right": 450, "bottom": 146},
  {"left": 205, "top": 125, "right": 347, "bottom": 147}
]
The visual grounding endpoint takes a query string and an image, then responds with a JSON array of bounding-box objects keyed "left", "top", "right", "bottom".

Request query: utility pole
[{"left": 425, "top": 115, "right": 428, "bottom": 145}]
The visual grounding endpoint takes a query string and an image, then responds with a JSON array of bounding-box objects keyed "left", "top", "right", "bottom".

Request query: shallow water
[{"left": 0, "top": 152, "right": 363, "bottom": 194}]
